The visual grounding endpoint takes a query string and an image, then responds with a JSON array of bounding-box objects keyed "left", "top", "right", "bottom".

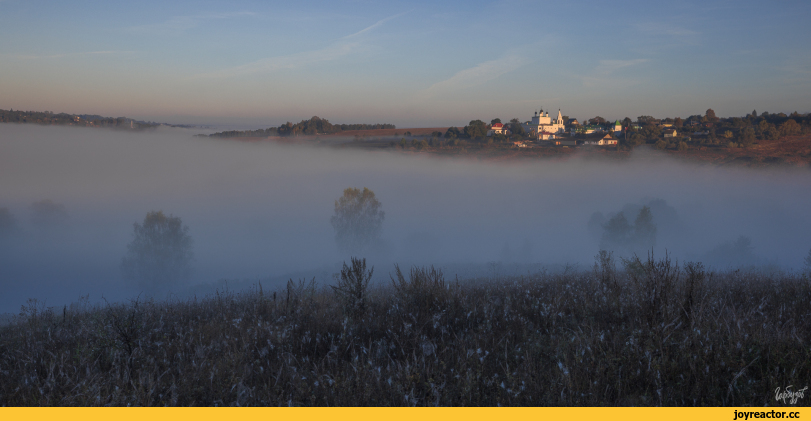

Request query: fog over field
[{"left": 1, "top": 124, "right": 810, "bottom": 313}]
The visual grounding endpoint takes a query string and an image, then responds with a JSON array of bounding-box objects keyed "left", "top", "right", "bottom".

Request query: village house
[
  {"left": 537, "top": 131, "right": 556, "bottom": 140},
  {"left": 583, "top": 133, "right": 619, "bottom": 146},
  {"left": 582, "top": 124, "right": 604, "bottom": 134},
  {"left": 487, "top": 122, "right": 510, "bottom": 136},
  {"left": 663, "top": 128, "right": 678, "bottom": 138}
]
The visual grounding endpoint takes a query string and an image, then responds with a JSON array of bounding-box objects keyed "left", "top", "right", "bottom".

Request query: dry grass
[{"left": 1, "top": 254, "right": 809, "bottom": 406}]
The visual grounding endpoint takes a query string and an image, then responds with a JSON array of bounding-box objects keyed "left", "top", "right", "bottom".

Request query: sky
[{"left": 1, "top": 0, "right": 810, "bottom": 128}]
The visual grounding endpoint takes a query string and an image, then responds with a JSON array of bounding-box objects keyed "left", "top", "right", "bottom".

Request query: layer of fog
[{"left": 1, "top": 124, "right": 810, "bottom": 313}]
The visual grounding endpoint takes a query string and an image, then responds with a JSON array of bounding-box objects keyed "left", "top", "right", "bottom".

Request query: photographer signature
[{"left": 775, "top": 385, "right": 808, "bottom": 405}]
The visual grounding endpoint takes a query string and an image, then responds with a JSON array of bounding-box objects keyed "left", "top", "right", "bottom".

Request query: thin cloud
[
  {"left": 193, "top": 12, "right": 404, "bottom": 80},
  {"left": 193, "top": 43, "right": 359, "bottom": 79},
  {"left": 343, "top": 11, "right": 410, "bottom": 39},
  {"left": 419, "top": 54, "right": 529, "bottom": 98},
  {"left": 579, "top": 58, "right": 649, "bottom": 88},
  {"left": 129, "top": 12, "right": 256, "bottom": 34}
]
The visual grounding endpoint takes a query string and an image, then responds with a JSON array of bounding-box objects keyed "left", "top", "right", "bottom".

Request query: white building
[
  {"left": 538, "top": 131, "right": 556, "bottom": 140},
  {"left": 487, "top": 123, "right": 509, "bottom": 136},
  {"left": 524, "top": 109, "right": 566, "bottom": 138}
]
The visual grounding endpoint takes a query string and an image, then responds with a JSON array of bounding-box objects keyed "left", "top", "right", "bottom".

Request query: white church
[{"left": 524, "top": 108, "right": 566, "bottom": 139}]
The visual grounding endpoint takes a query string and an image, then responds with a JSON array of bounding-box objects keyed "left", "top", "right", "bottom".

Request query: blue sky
[{"left": 1, "top": 0, "right": 810, "bottom": 127}]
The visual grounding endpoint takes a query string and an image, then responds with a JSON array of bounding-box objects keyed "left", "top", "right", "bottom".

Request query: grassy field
[{"left": 1, "top": 254, "right": 809, "bottom": 406}]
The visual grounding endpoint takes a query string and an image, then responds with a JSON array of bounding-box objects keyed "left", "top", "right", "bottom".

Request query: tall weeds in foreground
[
  {"left": 390, "top": 265, "right": 449, "bottom": 324},
  {"left": 0, "top": 254, "right": 809, "bottom": 406},
  {"left": 331, "top": 257, "right": 372, "bottom": 319}
]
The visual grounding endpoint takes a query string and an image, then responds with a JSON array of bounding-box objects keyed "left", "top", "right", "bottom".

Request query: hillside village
[
  {"left": 485, "top": 108, "right": 695, "bottom": 148},
  {"left": 444, "top": 106, "right": 810, "bottom": 155}
]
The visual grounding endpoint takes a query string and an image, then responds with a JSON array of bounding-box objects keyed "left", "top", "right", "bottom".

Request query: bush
[
  {"left": 390, "top": 265, "right": 448, "bottom": 321},
  {"left": 624, "top": 250, "right": 680, "bottom": 326},
  {"left": 331, "top": 257, "right": 373, "bottom": 318}
]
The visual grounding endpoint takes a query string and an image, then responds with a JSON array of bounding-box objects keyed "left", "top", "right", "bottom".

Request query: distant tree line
[
  {"left": 433, "top": 118, "right": 527, "bottom": 147},
  {"left": 0, "top": 109, "right": 158, "bottom": 130},
  {"left": 619, "top": 109, "right": 811, "bottom": 150},
  {"left": 206, "top": 116, "right": 395, "bottom": 138}
]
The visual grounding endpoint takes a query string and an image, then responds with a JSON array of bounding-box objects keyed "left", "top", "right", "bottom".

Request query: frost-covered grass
[{"left": 1, "top": 254, "right": 809, "bottom": 406}]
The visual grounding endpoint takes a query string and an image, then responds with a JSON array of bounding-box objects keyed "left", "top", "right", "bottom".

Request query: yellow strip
[{"left": 2, "top": 407, "right": 807, "bottom": 421}]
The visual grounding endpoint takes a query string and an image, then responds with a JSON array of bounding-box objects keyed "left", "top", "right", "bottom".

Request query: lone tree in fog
[
  {"left": 600, "top": 206, "right": 656, "bottom": 254},
  {"left": 331, "top": 188, "right": 384, "bottom": 255},
  {"left": 121, "top": 211, "right": 194, "bottom": 291}
]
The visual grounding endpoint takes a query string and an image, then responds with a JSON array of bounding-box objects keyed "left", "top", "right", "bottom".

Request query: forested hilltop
[
  {"left": 204, "top": 116, "right": 395, "bottom": 138},
  {"left": 0, "top": 108, "right": 161, "bottom": 130}
]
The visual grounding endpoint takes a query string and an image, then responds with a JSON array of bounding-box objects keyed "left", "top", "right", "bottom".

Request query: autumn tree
[
  {"left": 739, "top": 127, "right": 756, "bottom": 147},
  {"left": 444, "top": 127, "right": 461, "bottom": 139},
  {"left": 780, "top": 119, "right": 801, "bottom": 137},
  {"left": 508, "top": 118, "right": 526, "bottom": 138},
  {"left": 121, "top": 211, "right": 194, "bottom": 291},
  {"left": 331, "top": 188, "right": 385, "bottom": 255},
  {"left": 705, "top": 109, "right": 719, "bottom": 123},
  {"left": 464, "top": 120, "right": 488, "bottom": 140}
]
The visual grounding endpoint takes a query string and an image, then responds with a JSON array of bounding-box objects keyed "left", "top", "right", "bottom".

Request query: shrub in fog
[
  {"left": 121, "top": 211, "right": 194, "bottom": 292},
  {"left": 330, "top": 187, "right": 384, "bottom": 255}
]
